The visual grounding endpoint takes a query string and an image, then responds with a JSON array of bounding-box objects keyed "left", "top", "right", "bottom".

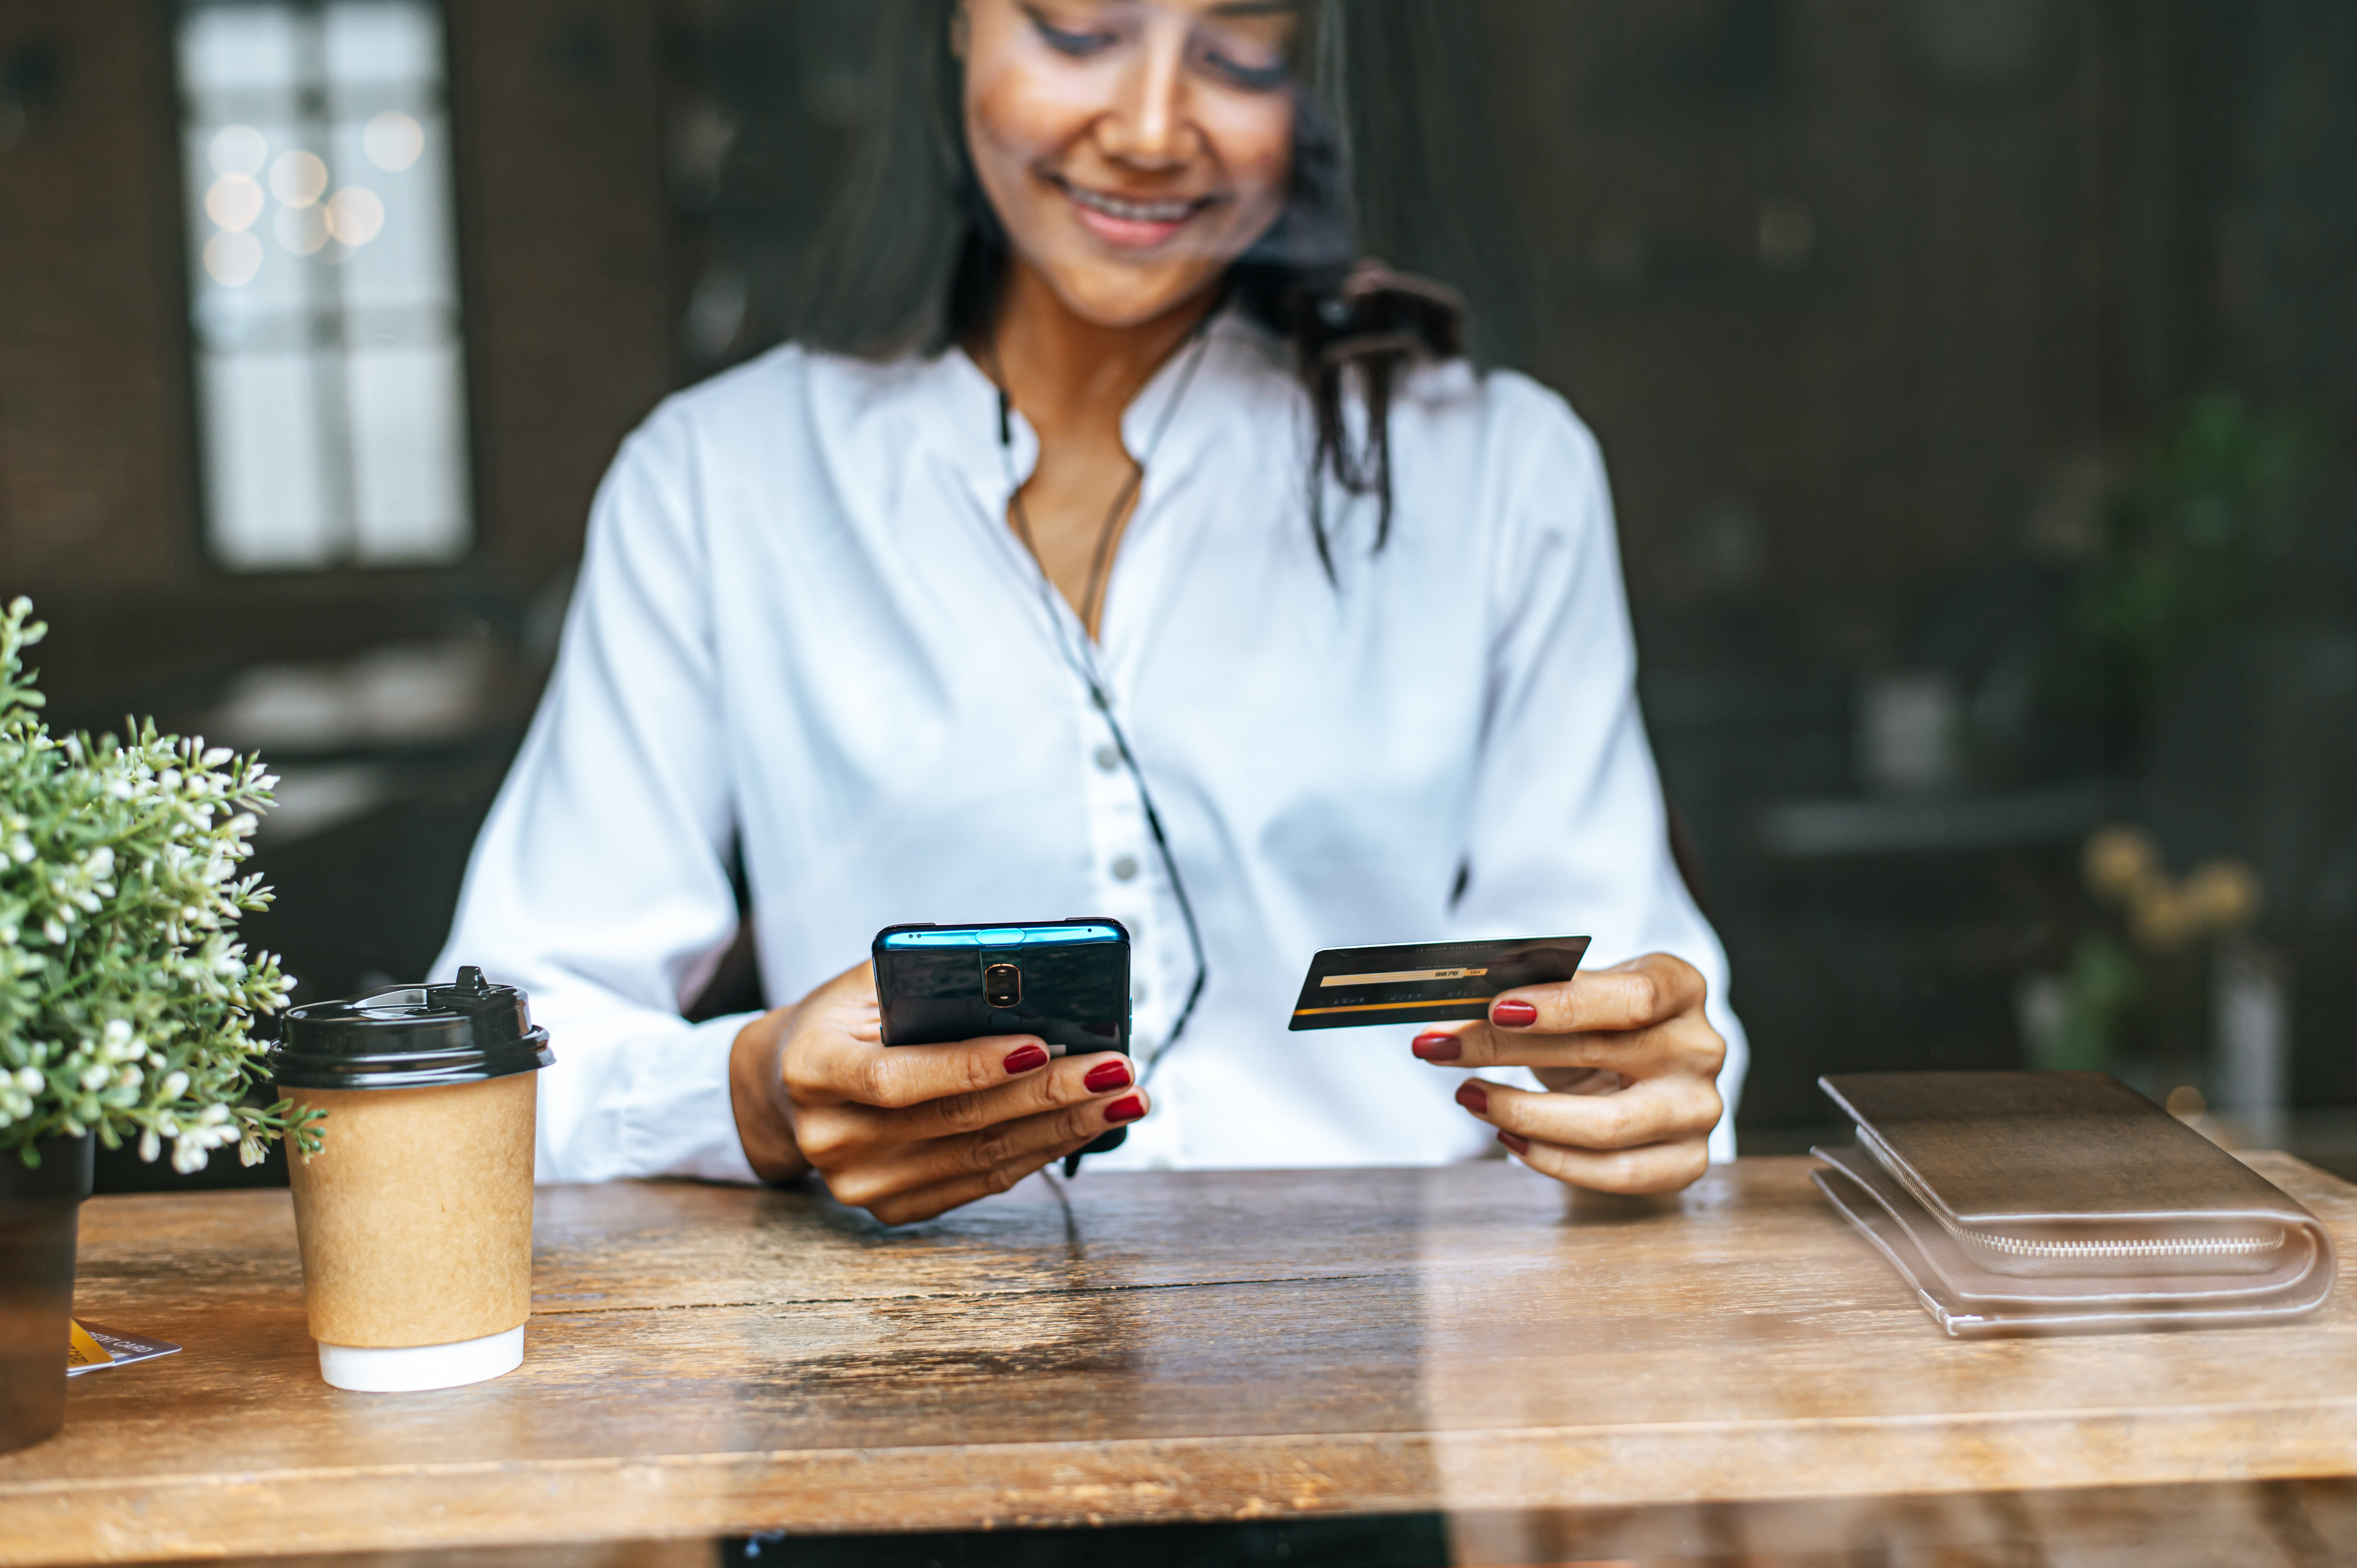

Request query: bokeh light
[
  {"left": 204, "top": 174, "right": 266, "bottom": 232},
  {"left": 325, "top": 186, "right": 386, "bottom": 246},
  {"left": 202, "top": 230, "right": 263, "bottom": 287},
  {"left": 274, "top": 203, "right": 331, "bottom": 256},
  {"left": 207, "top": 124, "right": 267, "bottom": 177},
  {"left": 363, "top": 112, "right": 424, "bottom": 173},
  {"left": 269, "top": 149, "right": 329, "bottom": 208}
]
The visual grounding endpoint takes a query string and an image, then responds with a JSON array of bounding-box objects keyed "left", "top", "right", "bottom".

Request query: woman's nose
[{"left": 1099, "top": 17, "right": 1192, "bottom": 168}]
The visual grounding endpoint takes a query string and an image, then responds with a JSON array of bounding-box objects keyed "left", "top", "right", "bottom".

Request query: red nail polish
[
  {"left": 1412, "top": 1033, "right": 1462, "bottom": 1062},
  {"left": 1490, "top": 999, "right": 1538, "bottom": 1028},
  {"left": 1454, "top": 1081, "right": 1489, "bottom": 1115},
  {"left": 1498, "top": 1132, "right": 1531, "bottom": 1156},
  {"left": 1104, "top": 1094, "right": 1145, "bottom": 1124},
  {"left": 1083, "top": 1059, "right": 1132, "bottom": 1093},
  {"left": 1003, "top": 1044, "right": 1048, "bottom": 1075}
]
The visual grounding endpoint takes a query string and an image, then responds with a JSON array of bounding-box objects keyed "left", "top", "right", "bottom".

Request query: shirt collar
[{"left": 916, "top": 303, "right": 1286, "bottom": 515}]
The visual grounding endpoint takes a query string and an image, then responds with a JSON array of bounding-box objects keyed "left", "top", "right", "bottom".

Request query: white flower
[
  {"left": 201, "top": 747, "right": 232, "bottom": 767},
  {"left": 160, "top": 1070, "right": 189, "bottom": 1099},
  {"left": 139, "top": 1129, "right": 160, "bottom": 1162},
  {"left": 41, "top": 920, "right": 66, "bottom": 943},
  {"left": 12, "top": 1068, "right": 38, "bottom": 1093},
  {"left": 171, "top": 1138, "right": 207, "bottom": 1174}
]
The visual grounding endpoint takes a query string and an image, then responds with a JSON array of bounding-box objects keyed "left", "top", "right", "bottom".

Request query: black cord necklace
[
  {"left": 984, "top": 327, "right": 1216, "bottom": 1125},
  {"left": 1003, "top": 426, "right": 1144, "bottom": 640}
]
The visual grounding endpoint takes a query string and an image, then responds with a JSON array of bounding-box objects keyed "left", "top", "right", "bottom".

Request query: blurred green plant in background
[{"left": 2082, "top": 392, "right": 2314, "bottom": 763}]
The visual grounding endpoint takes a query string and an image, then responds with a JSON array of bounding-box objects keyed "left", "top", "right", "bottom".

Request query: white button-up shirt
[{"left": 436, "top": 314, "right": 1747, "bottom": 1184}]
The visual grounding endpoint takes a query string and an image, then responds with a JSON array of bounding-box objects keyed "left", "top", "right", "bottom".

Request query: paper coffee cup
[{"left": 274, "top": 967, "right": 552, "bottom": 1393}]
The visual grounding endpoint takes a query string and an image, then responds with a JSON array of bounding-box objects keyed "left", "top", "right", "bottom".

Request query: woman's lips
[{"left": 1057, "top": 179, "right": 1212, "bottom": 249}]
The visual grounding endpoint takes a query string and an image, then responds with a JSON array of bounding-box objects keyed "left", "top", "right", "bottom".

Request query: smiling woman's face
[{"left": 960, "top": 0, "right": 1300, "bottom": 330}]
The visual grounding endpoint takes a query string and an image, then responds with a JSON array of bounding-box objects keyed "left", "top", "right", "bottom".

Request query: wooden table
[{"left": 6, "top": 1155, "right": 2357, "bottom": 1566}]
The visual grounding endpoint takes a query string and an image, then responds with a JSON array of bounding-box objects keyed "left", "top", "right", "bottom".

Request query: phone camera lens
[{"left": 983, "top": 962, "right": 1022, "bottom": 1008}]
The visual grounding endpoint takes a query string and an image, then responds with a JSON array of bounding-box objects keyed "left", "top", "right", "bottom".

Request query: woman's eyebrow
[{"left": 1205, "top": 1, "right": 1302, "bottom": 16}]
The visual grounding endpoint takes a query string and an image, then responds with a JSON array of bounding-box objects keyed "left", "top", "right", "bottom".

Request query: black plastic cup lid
[{"left": 272, "top": 966, "right": 554, "bottom": 1091}]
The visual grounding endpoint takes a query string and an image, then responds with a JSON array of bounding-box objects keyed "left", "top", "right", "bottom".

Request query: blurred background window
[{"left": 176, "top": 0, "right": 470, "bottom": 570}]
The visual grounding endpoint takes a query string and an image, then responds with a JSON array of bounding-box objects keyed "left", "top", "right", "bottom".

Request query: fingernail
[
  {"left": 1412, "top": 1032, "right": 1462, "bottom": 1062},
  {"left": 1083, "top": 1059, "right": 1133, "bottom": 1093},
  {"left": 1490, "top": 999, "right": 1538, "bottom": 1028},
  {"left": 1003, "top": 1043, "right": 1048, "bottom": 1075},
  {"left": 1498, "top": 1132, "right": 1530, "bottom": 1156},
  {"left": 1454, "top": 1081, "right": 1489, "bottom": 1114},
  {"left": 1103, "top": 1094, "right": 1146, "bottom": 1125}
]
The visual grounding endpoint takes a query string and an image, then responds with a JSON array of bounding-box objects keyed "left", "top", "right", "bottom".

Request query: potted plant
[{"left": 0, "top": 598, "right": 318, "bottom": 1453}]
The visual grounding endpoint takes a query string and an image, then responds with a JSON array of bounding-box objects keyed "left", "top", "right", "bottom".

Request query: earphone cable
[{"left": 989, "top": 326, "right": 1215, "bottom": 1083}]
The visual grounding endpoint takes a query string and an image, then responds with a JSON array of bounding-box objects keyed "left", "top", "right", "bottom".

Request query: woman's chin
[{"left": 1027, "top": 258, "right": 1230, "bottom": 334}]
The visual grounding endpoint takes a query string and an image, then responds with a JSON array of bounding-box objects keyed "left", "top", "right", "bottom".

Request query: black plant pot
[{"left": 0, "top": 1133, "right": 94, "bottom": 1455}]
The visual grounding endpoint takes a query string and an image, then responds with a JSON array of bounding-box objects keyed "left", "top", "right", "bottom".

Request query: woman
[{"left": 438, "top": 0, "right": 1746, "bottom": 1223}]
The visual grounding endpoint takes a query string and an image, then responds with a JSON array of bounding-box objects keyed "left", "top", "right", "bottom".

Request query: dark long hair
[{"left": 792, "top": 0, "right": 1530, "bottom": 572}]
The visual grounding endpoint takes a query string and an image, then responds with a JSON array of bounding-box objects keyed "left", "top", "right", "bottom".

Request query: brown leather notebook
[{"left": 1813, "top": 1072, "right": 2337, "bottom": 1337}]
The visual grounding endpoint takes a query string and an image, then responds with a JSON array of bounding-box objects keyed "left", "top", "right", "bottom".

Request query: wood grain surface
[{"left": 4, "top": 1155, "right": 2356, "bottom": 1565}]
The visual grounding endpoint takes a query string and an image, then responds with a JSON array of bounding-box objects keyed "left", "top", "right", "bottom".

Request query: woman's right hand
[{"left": 727, "top": 962, "right": 1148, "bottom": 1224}]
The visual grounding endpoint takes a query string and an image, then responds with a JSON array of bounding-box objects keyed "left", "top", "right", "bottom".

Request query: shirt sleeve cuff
[{"left": 620, "top": 1011, "right": 767, "bottom": 1184}]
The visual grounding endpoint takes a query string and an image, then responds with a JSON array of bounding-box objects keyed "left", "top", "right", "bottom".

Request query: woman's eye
[
  {"left": 1029, "top": 11, "right": 1120, "bottom": 58},
  {"left": 1190, "top": 23, "right": 1295, "bottom": 92},
  {"left": 1198, "top": 46, "right": 1291, "bottom": 92}
]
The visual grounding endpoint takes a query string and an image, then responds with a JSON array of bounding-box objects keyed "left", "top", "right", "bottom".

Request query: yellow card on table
[{"left": 66, "top": 1321, "right": 114, "bottom": 1371}]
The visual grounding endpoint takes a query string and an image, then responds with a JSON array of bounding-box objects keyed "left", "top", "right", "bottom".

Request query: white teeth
[{"left": 1068, "top": 186, "right": 1196, "bottom": 224}]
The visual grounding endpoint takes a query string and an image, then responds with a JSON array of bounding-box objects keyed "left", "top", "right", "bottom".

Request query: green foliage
[
  {"left": 0, "top": 598, "right": 320, "bottom": 1170},
  {"left": 2083, "top": 392, "right": 2311, "bottom": 726},
  {"left": 2034, "top": 935, "right": 2141, "bottom": 1073}
]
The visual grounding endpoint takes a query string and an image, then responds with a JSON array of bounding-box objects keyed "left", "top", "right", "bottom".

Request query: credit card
[
  {"left": 65, "top": 1323, "right": 182, "bottom": 1377},
  {"left": 66, "top": 1321, "right": 112, "bottom": 1372},
  {"left": 1288, "top": 935, "right": 1591, "bottom": 1030}
]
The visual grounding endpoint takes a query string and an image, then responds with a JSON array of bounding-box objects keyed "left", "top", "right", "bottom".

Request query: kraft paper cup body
[
  {"left": 286, "top": 1072, "right": 537, "bottom": 1373},
  {"left": 274, "top": 968, "right": 551, "bottom": 1393}
]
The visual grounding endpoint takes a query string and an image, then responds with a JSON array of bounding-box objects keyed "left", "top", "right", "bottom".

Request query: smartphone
[{"left": 872, "top": 920, "right": 1133, "bottom": 1158}]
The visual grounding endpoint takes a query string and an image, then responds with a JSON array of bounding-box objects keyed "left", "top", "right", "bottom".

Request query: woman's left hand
[{"left": 1409, "top": 953, "right": 1726, "bottom": 1194}]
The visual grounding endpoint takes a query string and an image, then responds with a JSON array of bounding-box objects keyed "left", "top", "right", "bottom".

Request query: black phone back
[
  {"left": 873, "top": 920, "right": 1132, "bottom": 1158},
  {"left": 873, "top": 921, "right": 1131, "bottom": 1057}
]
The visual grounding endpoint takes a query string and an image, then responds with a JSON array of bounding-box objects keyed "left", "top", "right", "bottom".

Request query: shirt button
[
  {"left": 1111, "top": 854, "right": 1139, "bottom": 881},
  {"left": 1094, "top": 744, "right": 1121, "bottom": 772}
]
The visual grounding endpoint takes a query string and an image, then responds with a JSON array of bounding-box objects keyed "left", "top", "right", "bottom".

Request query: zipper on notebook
[
  {"left": 1962, "top": 1229, "right": 2283, "bottom": 1261},
  {"left": 1855, "top": 1127, "right": 2288, "bottom": 1263}
]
